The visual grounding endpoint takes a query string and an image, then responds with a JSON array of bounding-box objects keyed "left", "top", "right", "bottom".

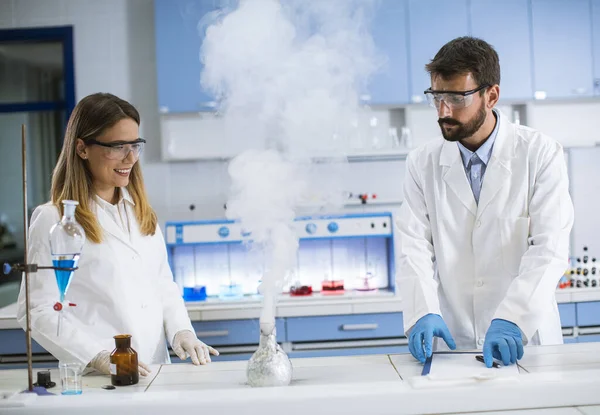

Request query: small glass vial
[{"left": 110, "top": 334, "right": 139, "bottom": 386}]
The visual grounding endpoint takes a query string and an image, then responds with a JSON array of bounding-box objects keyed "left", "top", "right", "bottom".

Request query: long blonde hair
[{"left": 51, "top": 93, "right": 157, "bottom": 243}]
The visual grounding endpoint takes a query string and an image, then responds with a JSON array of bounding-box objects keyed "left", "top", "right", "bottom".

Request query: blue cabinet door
[
  {"left": 576, "top": 301, "right": 600, "bottom": 327},
  {"left": 191, "top": 318, "right": 286, "bottom": 346},
  {"left": 286, "top": 313, "right": 404, "bottom": 343},
  {"left": 558, "top": 303, "right": 577, "bottom": 328},
  {"left": 407, "top": 0, "right": 469, "bottom": 104},
  {"left": 288, "top": 345, "right": 409, "bottom": 359},
  {"left": 366, "top": 0, "right": 410, "bottom": 105},
  {"left": 578, "top": 334, "right": 600, "bottom": 343},
  {"left": 593, "top": 0, "right": 600, "bottom": 95},
  {"left": 530, "top": 0, "right": 594, "bottom": 99},
  {"left": 154, "top": 0, "right": 218, "bottom": 113},
  {"left": 470, "top": 0, "right": 533, "bottom": 101}
]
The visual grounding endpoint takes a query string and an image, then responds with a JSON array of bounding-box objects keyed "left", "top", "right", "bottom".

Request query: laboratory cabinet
[
  {"left": 154, "top": 0, "right": 413, "bottom": 113},
  {"left": 154, "top": 0, "right": 219, "bottom": 113},
  {"left": 366, "top": 0, "right": 411, "bottom": 105},
  {"left": 578, "top": 334, "right": 600, "bottom": 343},
  {"left": 469, "top": 0, "right": 533, "bottom": 101},
  {"left": 530, "top": 0, "right": 595, "bottom": 99},
  {"left": 558, "top": 303, "right": 576, "bottom": 328},
  {"left": 286, "top": 312, "right": 404, "bottom": 343},
  {"left": 575, "top": 301, "right": 600, "bottom": 327},
  {"left": 0, "top": 329, "right": 46, "bottom": 355},
  {"left": 287, "top": 345, "right": 409, "bottom": 358},
  {"left": 191, "top": 318, "right": 286, "bottom": 346},
  {"left": 593, "top": 0, "right": 600, "bottom": 95},
  {"left": 154, "top": 0, "right": 600, "bottom": 114},
  {"left": 165, "top": 212, "right": 396, "bottom": 299},
  {"left": 406, "top": 0, "right": 470, "bottom": 104}
]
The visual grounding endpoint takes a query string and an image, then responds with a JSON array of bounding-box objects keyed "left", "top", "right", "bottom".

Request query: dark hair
[{"left": 425, "top": 36, "right": 500, "bottom": 91}]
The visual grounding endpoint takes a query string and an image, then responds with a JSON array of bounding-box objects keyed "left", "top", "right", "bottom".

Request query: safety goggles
[
  {"left": 86, "top": 138, "right": 146, "bottom": 160},
  {"left": 424, "top": 84, "right": 490, "bottom": 110}
]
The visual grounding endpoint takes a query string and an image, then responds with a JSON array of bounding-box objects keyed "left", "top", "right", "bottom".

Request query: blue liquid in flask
[{"left": 53, "top": 254, "right": 79, "bottom": 302}]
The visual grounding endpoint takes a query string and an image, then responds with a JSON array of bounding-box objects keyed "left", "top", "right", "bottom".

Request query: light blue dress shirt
[{"left": 457, "top": 109, "right": 500, "bottom": 204}]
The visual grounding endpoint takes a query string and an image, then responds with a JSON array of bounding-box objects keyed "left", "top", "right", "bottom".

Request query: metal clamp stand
[
  {"left": 0, "top": 126, "right": 78, "bottom": 394},
  {"left": 3, "top": 263, "right": 79, "bottom": 311}
]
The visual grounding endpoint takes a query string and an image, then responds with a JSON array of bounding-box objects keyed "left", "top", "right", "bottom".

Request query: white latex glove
[
  {"left": 172, "top": 330, "right": 219, "bottom": 365},
  {"left": 88, "top": 350, "right": 151, "bottom": 376}
]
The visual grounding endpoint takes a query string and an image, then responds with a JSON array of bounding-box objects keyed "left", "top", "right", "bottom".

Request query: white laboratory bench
[
  {"left": 1, "top": 343, "right": 600, "bottom": 415},
  {"left": 1, "top": 287, "right": 599, "bottom": 328},
  {"left": 2, "top": 288, "right": 600, "bottom": 366}
]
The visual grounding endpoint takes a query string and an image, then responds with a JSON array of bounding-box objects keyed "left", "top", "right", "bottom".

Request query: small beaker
[
  {"left": 218, "top": 282, "right": 244, "bottom": 300},
  {"left": 59, "top": 361, "right": 83, "bottom": 395}
]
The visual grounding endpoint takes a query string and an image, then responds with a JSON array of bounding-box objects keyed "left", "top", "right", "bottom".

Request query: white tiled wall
[{"left": 1, "top": 0, "right": 599, "bottom": 254}]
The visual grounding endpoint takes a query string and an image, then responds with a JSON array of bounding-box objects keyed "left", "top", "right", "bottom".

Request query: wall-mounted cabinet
[
  {"left": 155, "top": 0, "right": 218, "bottom": 113},
  {"left": 592, "top": 0, "right": 600, "bottom": 95},
  {"left": 531, "top": 0, "right": 595, "bottom": 99},
  {"left": 154, "top": 0, "right": 413, "bottom": 113},
  {"left": 407, "top": 0, "right": 469, "bottom": 104},
  {"left": 155, "top": 0, "right": 600, "bottom": 112},
  {"left": 366, "top": 0, "right": 410, "bottom": 105},
  {"left": 470, "top": 0, "right": 533, "bottom": 101}
]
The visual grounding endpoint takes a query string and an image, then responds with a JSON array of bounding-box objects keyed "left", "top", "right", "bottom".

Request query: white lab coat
[
  {"left": 17, "top": 189, "right": 194, "bottom": 366},
  {"left": 396, "top": 110, "right": 574, "bottom": 350}
]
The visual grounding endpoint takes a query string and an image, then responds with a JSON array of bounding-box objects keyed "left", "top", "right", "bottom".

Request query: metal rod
[
  {"left": 38, "top": 266, "right": 78, "bottom": 272},
  {"left": 21, "top": 124, "right": 33, "bottom": 392}
]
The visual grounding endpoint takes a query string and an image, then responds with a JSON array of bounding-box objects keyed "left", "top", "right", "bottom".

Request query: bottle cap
[{"left": 62, "top": 200, "right": 79, "bottom": 218}]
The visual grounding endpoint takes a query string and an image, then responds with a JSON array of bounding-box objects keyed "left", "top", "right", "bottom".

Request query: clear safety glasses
[
  {"left": 424, "top": 84, "right": 489, "bottom": 110},
  {"left": 86, "top": 138, "right": 146, "bottom": 160}
]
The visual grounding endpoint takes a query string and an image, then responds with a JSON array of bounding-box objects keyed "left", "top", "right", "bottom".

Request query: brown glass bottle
[{"left": 110, "top": 334, "right": 139, "bottom": 386}]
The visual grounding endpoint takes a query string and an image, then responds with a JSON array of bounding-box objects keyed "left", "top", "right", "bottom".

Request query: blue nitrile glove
[
  {"left": 483, "top": 319, "right": 524, "bottom": 368},
  {"left": 409, "top": 313, "right": 456, "bottom": 363}
]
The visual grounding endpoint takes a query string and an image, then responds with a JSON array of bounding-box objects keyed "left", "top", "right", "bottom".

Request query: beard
[{"left": 438, "top": 100, "right": 487, "bottom": 142}]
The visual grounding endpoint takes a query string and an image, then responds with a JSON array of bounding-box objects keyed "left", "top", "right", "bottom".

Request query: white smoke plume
[{"left": 200, "top": 0, "right": 382, "bottom": 333}]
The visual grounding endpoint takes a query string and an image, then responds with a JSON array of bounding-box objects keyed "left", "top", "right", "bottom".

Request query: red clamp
[{"left": 53, "top": 302, "right": 77, "bottom": 311}]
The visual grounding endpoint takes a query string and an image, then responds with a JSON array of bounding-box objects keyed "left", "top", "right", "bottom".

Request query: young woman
[{"left": 17, "top": 93, "right": 218, "bottom": 375}]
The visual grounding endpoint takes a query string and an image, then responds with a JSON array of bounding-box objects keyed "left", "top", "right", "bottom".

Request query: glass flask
[
  {"left": 110, "top": 334, "right": 139, "bottom": 386},
  {"left": 49, "top": 200, "right": 85, "bottom": 336},
  {"left": 247, "top": 325, "right": 292, "bottom": 387}
]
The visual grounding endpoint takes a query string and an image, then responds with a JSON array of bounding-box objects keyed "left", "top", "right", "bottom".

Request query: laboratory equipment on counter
[
  {"left": 558, "top": 246, "right": 598, "bottom": 290},
  {"left": 110, "top": 334, "right": 139, "bottom": 386},
  {"left": 183, "top": 285, "right": 207, "bottom": 301},
  {"left": 165, "top": 212, "right": 395, "bottom": 301},
  {"left": 345, "top": 192, "right": 378, "bottom": 204},
  {"left": 246, "top": 324, "right": 293, "bottom": 387},
  {"left": 219, "top": 282, "right": 244, "bottom": 300},
  {"left": 289, "top": 282, "right": 312, "bottom": 296},
  {"left": 356, "top": 271, "right": 377, "bottom": 292},
  {"left": 400, "top": 126, "right": 414, "bottom": 149},
  {"left": 33, "top": 370, "right": 55, "bottom": 389},
  {"left": 59, "top": 361, "right": 84, "bottom": 395},
  {"left": 321, "top": 279, "right": 345, "bottom": 294},
  {"left": 49, "top": 200, "right": 86, "bottom": 336}
]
